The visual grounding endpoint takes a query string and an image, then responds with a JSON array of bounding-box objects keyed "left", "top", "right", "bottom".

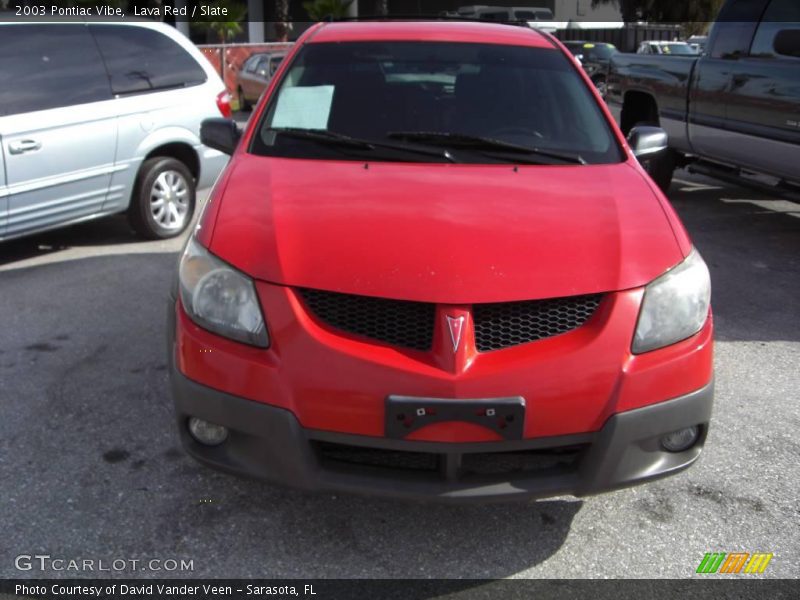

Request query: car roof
[{"left": 310, "top": 21, "right": 554, "bottom": 49}]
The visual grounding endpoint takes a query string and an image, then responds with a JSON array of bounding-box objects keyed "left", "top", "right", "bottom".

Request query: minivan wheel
[{"left": 129, "top": 157, "right": 196, "bottom": 239}]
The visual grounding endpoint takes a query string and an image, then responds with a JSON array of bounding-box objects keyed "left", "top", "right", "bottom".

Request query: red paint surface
[{"left": 180, "top": 21, "right": 713, "bottom": 443}]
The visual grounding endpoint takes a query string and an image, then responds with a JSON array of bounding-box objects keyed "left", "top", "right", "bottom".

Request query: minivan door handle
[{"left": 8, "top": 139, "right": 42, "bottom": 154}]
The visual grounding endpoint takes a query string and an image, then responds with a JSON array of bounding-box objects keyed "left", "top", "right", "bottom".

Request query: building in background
[{"left": 243, "top": 0, "right": 622, "bottom": 42}]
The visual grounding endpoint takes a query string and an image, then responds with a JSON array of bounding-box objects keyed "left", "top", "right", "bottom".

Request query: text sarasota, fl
[{"left": 17, "top": 584, "right": 317, "bottom": 597}]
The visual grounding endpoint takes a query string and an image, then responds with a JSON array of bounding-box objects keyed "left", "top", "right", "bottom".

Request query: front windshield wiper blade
[
  {"left": 387, "top": 131, "right": 586, "bottom": 165},
  {"left": 268, "top": 128, "right": 456, "bottom": 162},
  {"left": 269, "top": 127, "right": 375, "bottom": 149}
]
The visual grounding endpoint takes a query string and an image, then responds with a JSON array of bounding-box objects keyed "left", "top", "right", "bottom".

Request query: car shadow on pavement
[
  {"left": 0, "top": 215, "right": 142, "bottom": 267},
  {"left": 667, "top": 172, "right": 800, "bottom": 343},
  {"left": 0, "top": 250, "right": 581, "bottom": 579},
  {"left": 3, "top": 171, "right": 798, "bottom": 577}
]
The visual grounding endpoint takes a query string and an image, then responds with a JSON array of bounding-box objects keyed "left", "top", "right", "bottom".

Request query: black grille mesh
[
  {"left": 299, "top": 289, "right": 602, "bottom": 353},
  {"left": 473, "top": 294, "right": 602, "bottom": 352},
  {"left": 314, "top": 441, "right": 588, "bottom": 479},
  {"left": 299, "top": 288, "right": 435, "bottom": 351},
  {"left": 460, "top": 446, "right": 587, "bottom": 476},
  {"left": 315, "top": 442, "right": 439, "bottom": 472}
]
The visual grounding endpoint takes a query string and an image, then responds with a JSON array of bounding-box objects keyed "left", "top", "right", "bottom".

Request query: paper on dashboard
[{"left": 272, "top": 85, "right": 335, "bottom": 130}]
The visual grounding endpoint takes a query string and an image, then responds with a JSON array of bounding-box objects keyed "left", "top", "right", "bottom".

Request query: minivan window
[
  {"left": 253, "top": 42, "right": 622, "bottom": 165},
  {"left": 0, "top": 24, "right": 111, "bottom": 117},
  {"left": 90, "top": 25, "right": 207, "bottom": 95}
]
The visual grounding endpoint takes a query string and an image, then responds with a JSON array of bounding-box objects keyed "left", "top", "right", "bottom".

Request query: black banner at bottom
[{"left": 1, "top": 579, "right": 798, "bottom": 600}]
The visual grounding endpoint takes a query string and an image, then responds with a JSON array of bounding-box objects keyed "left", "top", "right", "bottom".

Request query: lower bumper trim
[{"left": 169, "top": 356, "right": 713, "bottom": 502}]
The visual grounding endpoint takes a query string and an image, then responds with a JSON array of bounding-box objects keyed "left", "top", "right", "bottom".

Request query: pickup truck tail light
[{"left": 216, "top": 90, "right": 232, "bottom": 118}]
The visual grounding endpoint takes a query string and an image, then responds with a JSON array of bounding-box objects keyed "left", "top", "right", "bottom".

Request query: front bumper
[{"left": 171, "top": 359, "right": 713, "bottom": 502}]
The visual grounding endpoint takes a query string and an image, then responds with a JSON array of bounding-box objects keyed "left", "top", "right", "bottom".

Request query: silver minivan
[{"left": 0, "top": 20, "right": 230, "bottom": 241}]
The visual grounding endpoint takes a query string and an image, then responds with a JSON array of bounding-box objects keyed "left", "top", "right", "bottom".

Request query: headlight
[
  {"left": 633, "top": 249, "right": 710, "bottom": 354},
  {"left": 178, "top": 237, "right": 269, "bottom": 348}
]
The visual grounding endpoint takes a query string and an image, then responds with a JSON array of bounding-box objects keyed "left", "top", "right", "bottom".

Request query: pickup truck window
[
  {"left": 253, "top": 42, "right": 622, "bottom": 165},
  {"left": 708, "top": 0, "right": 769, "bottom": 58},
  {"left": 750, "top": 0, "right": 800, "bottom": 58}
]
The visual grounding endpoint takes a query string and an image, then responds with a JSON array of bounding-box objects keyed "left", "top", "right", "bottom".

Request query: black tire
[
  {"left": 635, "top": 121, "right": 676, "bottom": 194},
  {"left": 128, "top": 157, "right": 196, "bottom": 240},
  {"left": 237, "top": 86, "right": 250, "bottom": 111}
]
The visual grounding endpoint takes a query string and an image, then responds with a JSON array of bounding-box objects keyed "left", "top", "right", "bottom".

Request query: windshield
[
  {"left": 515, "top": 9, "right": 554, "bottom": 20},
  {"left": 252, "top": 41, "right": 622, "bottom": 165},
  {"left": 657, "top": 43, "right": 698, "bottom": 55},
  {"left": 574, "top": 43, "right": 617, "bottom": 60}
]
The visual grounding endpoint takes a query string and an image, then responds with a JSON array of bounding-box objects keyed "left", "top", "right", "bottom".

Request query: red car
[{"left": 168, "top": 21, "right": 714, "bottom": 502}]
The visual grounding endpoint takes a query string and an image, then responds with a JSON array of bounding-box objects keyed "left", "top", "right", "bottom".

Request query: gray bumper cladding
[{"left": 170, "top": 359, "right": 714, "bottom": 503}]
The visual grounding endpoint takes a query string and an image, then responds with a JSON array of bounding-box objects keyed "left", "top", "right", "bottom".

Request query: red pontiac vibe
[{"left": 168, "top": 21, "right": 714, "bottom": 501}]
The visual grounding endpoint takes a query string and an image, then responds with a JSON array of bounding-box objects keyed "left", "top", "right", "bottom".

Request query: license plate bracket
[{"left": 385, "top": 396, "right": 525, "bottom": 440}]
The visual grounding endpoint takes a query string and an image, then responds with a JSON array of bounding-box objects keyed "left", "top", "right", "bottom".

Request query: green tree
[
  {"left": 275, "top": 0, "right": 291, "bottom": 42},
  {"left": 193, "top": 0, "right": 247, "bottom": 43},
  {"left": 303, "top": 0, "right": 354, "bottom": 21},
  {"left": 374, "top": 0, "right": 389, "bottom": 16},
  {"left": 592, "top": 0, "right": 725, "bottom": 23}
]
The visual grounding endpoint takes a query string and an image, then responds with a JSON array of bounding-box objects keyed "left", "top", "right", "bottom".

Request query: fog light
[
  {"left": 188, "top": 417, "right": 228, "bottom": 446},
  {"left": 661, "top": 426, "right": 700, "bottom": 452}
]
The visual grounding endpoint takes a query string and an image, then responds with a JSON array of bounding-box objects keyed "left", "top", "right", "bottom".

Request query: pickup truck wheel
[
  {"left": 592, "top": 75, "right": 607, "bottom": 98},
  {"left": 644, "top": 148, "right": 676, "bottom": 193},
  {"left": 635, "top": 121, "right": 676, "bottom": 193},
  {"left": 128, "top": 157, "right": 196, "bottom": 240}
]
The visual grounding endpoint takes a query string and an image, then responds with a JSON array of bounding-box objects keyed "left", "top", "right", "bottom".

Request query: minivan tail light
[{"left": 216, "top": 90, "right": 232, "bottom": 118}]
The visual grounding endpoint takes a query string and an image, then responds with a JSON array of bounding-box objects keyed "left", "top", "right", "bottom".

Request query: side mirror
[
  {"left": 627, "top": 125, "right": 668, "bottom": 160},
  {"left": 773, "top": 29, "right": 800, "bottom": 58},
  {"left": 201, "top": 118, "right": 241, "bottom": 155}
]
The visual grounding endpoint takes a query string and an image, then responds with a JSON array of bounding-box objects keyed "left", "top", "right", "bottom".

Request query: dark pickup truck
[{"left": 606, "top": 0, "right": 800, "bottom": 194}]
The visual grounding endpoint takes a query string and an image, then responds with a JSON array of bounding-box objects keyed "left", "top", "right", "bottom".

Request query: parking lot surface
[{"left": 0, "top": 172, "right": 798, "bottom": 578}]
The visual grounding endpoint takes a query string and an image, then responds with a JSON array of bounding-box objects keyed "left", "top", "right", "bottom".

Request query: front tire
[
  {"left": 128, "top": 157, "right": 195, "bottom": 240},
  {"left": 237, "top": 86, "right": 250, "bottom": 111},
  {"left": 635, "top": 121, "right": 676, "bottom": 193},
  {"left": 644, "top": 148, "right": 677, "bottom": 194},
  {"left": 592, "top": 75, "right": 607, "bottom": 98}
]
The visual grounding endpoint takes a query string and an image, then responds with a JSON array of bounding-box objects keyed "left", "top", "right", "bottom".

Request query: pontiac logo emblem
[{"left": 446, "top": 315, "right": 465, "bottom": 353}]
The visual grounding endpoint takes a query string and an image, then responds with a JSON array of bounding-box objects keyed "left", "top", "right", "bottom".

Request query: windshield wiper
[
  {"left": 269, "top": 127, "right": 375, "bottom": 149},
  {"left": 387, "top": 131, "right": 587, "bottom": 165},
  {"left": 268, "top": 128, "right": 456, "bottom": 162}
]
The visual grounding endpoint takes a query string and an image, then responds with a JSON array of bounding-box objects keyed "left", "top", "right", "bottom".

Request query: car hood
[{"left": 208, "top": 157, "right": 684, "bottom": 303}]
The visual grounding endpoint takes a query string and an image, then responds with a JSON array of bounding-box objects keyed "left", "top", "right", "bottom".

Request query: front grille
[
  {"left": 473, "top": 294, "right": 603, "bottom": 352},
  {"left": 299, "top": 288, "right": 602, "bottom": 353},
  {"left": 314, "top": 442, "right": 438, "bottom": 472},
  {"left": 314, "top": 441, "right": 588, "bottom": 480},
  {"left": 298, "top": 288, "right": 435, "bottom": 351},
  {"left": 460, "top": 445, "right": 586, "bottom": 476}
]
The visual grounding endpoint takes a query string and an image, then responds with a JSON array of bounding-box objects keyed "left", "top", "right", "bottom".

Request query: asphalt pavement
[{"left": 0, "top": 170, "right": 798, "bottom": 579}]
